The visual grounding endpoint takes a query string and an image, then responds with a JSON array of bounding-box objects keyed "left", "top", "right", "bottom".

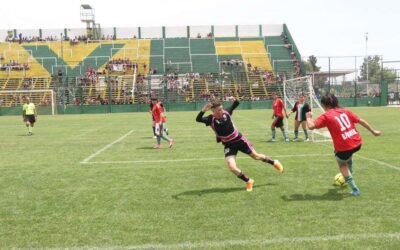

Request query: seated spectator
[{"left": 247, "top": 63, "right": 252, "bottom": 72}]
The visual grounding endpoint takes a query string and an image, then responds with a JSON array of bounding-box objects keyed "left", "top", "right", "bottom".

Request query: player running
[
  {"left": 306, "top": 93, "right": 381, "bottom": 196},
  {"left": 196, "top": 98, "right": 284, "bottom": 192},
  {"left": 149, "top": 101, "right": 157, "bottom": 138},
  {"left": 159, "top": 102, "right": 169, "bottom": 136},
  {"left": 150, "top": 101, "right": 169, "bottom": 138},
  {"left": 151, "top": 97, "right": 173, "bottom": 149},
  {"left": 22, "top": 96, "right": 37, "bottom": 136},
  {"left": 286, "top": 94, "right": 311, "bottom": 141},
  {"left": 269, "top": 93, "right": 289, "bottom": 142}
]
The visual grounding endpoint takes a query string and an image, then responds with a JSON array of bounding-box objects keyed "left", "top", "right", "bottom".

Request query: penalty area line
[
  {"left": 80, "top": 153, "right": 332, "bottom": 165},
  {"left": 80, "top": 129, "right": 135, "bottom": 164},
  {"left": 356, "top": 154, "right": 400, "bottom": 171},
  {"left": 317, "top": 142, "right": 400, "bottom": 172}
]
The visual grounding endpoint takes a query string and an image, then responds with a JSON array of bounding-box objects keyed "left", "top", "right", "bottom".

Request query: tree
[
  {"left": 360, "top": 55, "right": 396, "bottom": 83},
  {"left": 303, "top": 55, "right": 321, "bottom": 73}
]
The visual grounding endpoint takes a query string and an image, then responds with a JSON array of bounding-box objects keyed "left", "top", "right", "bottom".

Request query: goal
[
  {"left": 0, "top": 89, "right": 56, "bottom": 115},
  {"left": 283, "top": 76, "right": 331, "bottom": 142}
]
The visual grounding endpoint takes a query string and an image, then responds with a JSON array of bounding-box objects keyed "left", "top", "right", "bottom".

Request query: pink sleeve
[{"left": 314, "top": 115, "right": 327, "bottom": 129}]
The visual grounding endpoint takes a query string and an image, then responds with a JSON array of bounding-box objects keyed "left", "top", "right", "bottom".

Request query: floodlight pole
[
  {"left": 365, "top": 32, "right": 369, "bottom": 95},
  {"left": 60, "top": 33, "right": 64, "bottom": 62}
]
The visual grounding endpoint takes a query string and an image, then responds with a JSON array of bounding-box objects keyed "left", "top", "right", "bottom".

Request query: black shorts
[
  {"left": 224, "top": 137, "right": 254, "bottom": 157},
  {"left": 272, "top": 116, "right": 284, "bottom": 128},
  {"left": 26, "top": 115, "right": 36, "bottom": 124},
  {"left": 335, "top": 144, "right": 361, "bottom": 161}
]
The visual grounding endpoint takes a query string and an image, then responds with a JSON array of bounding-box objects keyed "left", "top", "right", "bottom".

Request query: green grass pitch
[{"left": 0, "top": 107, "right": 399, "bottom": 249}]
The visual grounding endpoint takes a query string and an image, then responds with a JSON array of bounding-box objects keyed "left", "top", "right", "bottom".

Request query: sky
[{"left": 1, "top": 0, "right": 399, "bottom": 70}]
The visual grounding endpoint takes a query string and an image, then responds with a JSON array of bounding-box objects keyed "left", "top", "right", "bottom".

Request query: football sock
[
  {"left": 294, "top": 130, "right": 299, "bottom": 138},
  {"left": 303, "top": 129, "right": 308, "bottom": 139},
  {"left": 271, "top": 128, "right": 276, "bottom": 139},
  {"left": 156, "top": 136, "right": 161, "bottom": 145},
  {"left": 348, "top": 159, "right": 353, "bottom": 174},
  {"left": 262, "top": 157, "right": 275, "bottom": 165},
  {"left": 344, "top": 175, "right": 359, "bottom": 192},
  {"left": 281, "top": 128, "right": 287, "bottom": 139},
  {"left": 238, "top": 172, "right": 250, "bottom": 182},
  {"left": 152, "top": 126, "right": 156, "bottom": 136},
  {"left": 28, "top": 126, "right": 32, "bottom": 133},
  {"left": 161, "top": 134, "right": 170, "bottom": 141}
]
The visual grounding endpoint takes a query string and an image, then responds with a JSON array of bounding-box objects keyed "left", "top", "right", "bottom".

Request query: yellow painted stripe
[{"left": 215, "top": 41, "right": 272, "bottom": 71}]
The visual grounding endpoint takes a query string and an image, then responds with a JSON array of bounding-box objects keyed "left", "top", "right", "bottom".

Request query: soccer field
[{"left": 1, "top": 107, "right": 399, "bottom": 249}]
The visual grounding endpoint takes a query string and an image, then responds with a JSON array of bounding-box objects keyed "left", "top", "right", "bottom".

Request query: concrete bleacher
[
  {"left": 1, "top": 25, "right": 303, "bottom": 103},
  {"left": 264, "top": 36, "right": 293, "bottom": 74},
  {"left": 0, "top": 43, "right": 49, "bottom": 78},
  {"left": 24, "top": 43, "right": 124, "bottom": 77},
  {"left": 150, "top": 39, "right": 164, "bottom": 74},
  {"left": 3, "top": 36, "right": 297, "bottom": 78}
]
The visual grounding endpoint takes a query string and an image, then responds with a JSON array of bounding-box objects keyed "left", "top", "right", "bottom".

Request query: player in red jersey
[
  {"left": 149, "top": 101, "right": 157, "bottom": 138},
  {"left": 151, "top": 98, "right": 173, "bottom": 149},
  {"left": 306, "top": 93, "right": 381, "bottom": 196},
  {"left": 159, "top": 102, "right": 169, "bottom": 136},
  {"left": 270, "top": 93, "right": 289, "bottom": 142}
]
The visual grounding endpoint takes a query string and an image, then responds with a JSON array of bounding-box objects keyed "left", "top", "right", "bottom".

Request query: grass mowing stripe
[{"left": 31, "top": 232, "right": 400, "bottom": 250}]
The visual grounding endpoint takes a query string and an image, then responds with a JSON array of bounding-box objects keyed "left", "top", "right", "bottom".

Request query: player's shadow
[
  {"left": 136, "top": 146, "right": 156, "bottom": 150},
  {"left": 17, "top": 134, "right": 30, "bottom": 136},
  {"left": 172, "top": 183, "right": 275, "bottom": 200},
  {"left": 281, "top": 188, "right": 348, "bottom": 202}
]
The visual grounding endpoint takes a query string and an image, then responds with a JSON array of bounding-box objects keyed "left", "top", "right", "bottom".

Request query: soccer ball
[{"left": 333, "top": 173, "right": 347, "bottom": 187}]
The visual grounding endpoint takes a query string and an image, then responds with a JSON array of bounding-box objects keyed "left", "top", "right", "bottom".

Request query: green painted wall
[{"left": 0, "top": 97, "right": 381, "bottom": 116}]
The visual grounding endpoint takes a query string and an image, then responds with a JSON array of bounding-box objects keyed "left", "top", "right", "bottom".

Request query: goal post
[
  {"left": 283, "top": 76, "right": 331, "bottom": 142},
  {"left": 0, "top": 89, "right": 56, "bottom": 115}
]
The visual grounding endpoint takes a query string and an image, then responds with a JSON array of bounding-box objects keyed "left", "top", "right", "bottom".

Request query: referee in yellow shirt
[{"left": 22, "top": 96, "right": 37, "bottom": 136}]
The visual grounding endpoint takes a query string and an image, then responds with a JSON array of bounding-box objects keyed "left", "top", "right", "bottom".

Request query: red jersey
[
  {"left": 161, "top": 104, "right": 166, "bottom": 123},
  {"left": 314, "top": 108, "right": 362, "bottom": 152},
  {"left": 152, "top": 103, "right": 163, "bottom": 123},
  {"left": 273, "top": 98, "right": 285, "bottom": 117}
]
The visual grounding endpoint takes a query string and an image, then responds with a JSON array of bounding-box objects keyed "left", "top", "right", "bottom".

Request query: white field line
[
  {"left": 316, "top": 142, "right": 400, "bottom": 172},
  {"left": 356, "top": 154, "right": 400, "bottom": 171},
  {"left": 80, "top": 129, "right": 135, "bottom": 164},
  {"left": 81, "top": 154, "right": 332, "bottom": 165},
  {"left": 32, "top": 232, "right": 400, "bottom": 250}
]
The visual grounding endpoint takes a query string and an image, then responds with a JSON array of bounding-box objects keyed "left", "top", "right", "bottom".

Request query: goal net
[
  {"left": 283, "top": 76, "right": 331, "bottom": 142},
  {"left": 0, "top": 89, "right": 56, "bottom": 115}
]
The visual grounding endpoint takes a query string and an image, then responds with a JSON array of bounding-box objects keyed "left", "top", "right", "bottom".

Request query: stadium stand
[{"left": 0, "top": 24, "right": 305, "bottom": 107}]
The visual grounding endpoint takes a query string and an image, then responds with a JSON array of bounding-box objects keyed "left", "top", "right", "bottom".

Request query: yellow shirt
[
  {"left": 22, "top": 103, "right": 28, "bottom": 114},
  {"left": 23, "top": 103, "right": 35, "bottom": 115}
]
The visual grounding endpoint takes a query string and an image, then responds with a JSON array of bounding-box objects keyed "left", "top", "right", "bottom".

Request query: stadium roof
[
  {"left": 308, "top": 70, "right": 355, "bottom": 77},
  {"left": 81, "top": 4, "right": 92, "bottom": 10}
]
